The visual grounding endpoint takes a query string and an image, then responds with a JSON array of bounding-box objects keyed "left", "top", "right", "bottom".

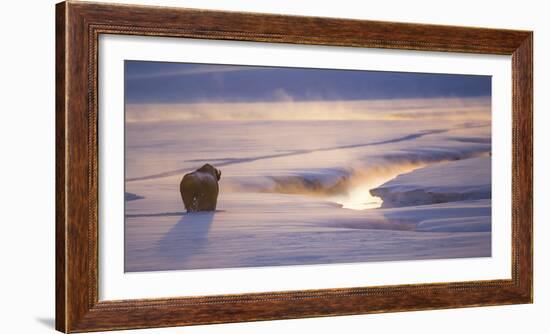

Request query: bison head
[{"left": 197, "top": 164, "right": 221, "bottom": 181}]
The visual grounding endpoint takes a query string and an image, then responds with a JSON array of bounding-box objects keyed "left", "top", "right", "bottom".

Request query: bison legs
[
  {"left": 182, "top": 190, "right": 217, "bottom": 212},
  {"left": 181, "top": 189, "right": 198, "bottom": 212},
  {"left": 197, "top": 193, "right": 218, "bottom": 211}
]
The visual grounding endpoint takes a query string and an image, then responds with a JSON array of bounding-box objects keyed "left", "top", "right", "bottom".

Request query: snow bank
[
  {"left": 370, "top": 156, "right": 490, "bottom": 208},
  {"left": 373, "top": 199, "right": 491, "bottom": 232}
]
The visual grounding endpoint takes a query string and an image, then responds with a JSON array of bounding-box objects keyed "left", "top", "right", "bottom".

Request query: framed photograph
[{"left": 56, "top": 1, "right": 532, "bottom": 332}]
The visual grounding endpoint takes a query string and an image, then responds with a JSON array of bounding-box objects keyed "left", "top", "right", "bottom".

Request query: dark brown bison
[{"left": 180, "top": 164, "right": 221, "bottom": 212}]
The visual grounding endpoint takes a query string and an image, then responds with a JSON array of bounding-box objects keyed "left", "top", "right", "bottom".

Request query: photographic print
[{"left": 124, "top": 61, "right": 492, "bottom": 272}]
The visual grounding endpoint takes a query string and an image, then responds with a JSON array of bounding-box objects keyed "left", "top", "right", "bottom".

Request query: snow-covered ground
[{"left": 124, "top": 98, "right": 492, "bottom": 272}]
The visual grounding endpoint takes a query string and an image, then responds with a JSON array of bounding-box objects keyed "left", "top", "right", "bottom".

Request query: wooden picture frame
[{"left": 56, "top": 1, "right": 533, "bottom": 332}]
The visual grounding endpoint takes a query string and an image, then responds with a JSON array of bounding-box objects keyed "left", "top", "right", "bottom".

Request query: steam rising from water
[
  {"left": 256, "top": 162, "right": 427, "bottom": 210},
  {"left": 126, "top": 97, "right": 490, "bottom": 123},
  {"left": 329, "top": 163, "right": 427, "bottom": 210},
  {"left": 225, "top": 160, "right": 471, "bottom": 211},
  {"left": 222, "top": 147, "right": 489, "bottom": 211}
]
